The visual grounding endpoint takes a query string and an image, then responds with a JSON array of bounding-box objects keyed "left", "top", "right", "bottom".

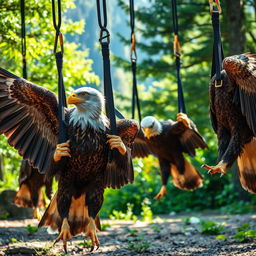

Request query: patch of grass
[
  {"left": 101, "top": 222, "right": 111, "bottom": 231},
  {"left": 150, "top": 224, "right": 161, "bottom": 232},
  {"left": 126, "top": 228, "right": 139, "bottom": 236},
  {"left": 200, "top": 220, "right": 225, "bottom": 235},
  {"left": 216, "top": 234, "right": 228, "bottom": 241},
  {"left": 127, "top": 233, "right": 150, "bottom": 253},
  {"left": 0, "top": 212, "right": 9, "bottom": 220},
  {"left": 26, "top": 224, "right": 38, "bottom": 234},
  {"left": 10, "top": 237, "right": 17, "bottom": 243},
  {"left": 233, "top": 224, "right": 256, "bottom": 242},
  {"left": 77, "top": 240, "right": 92, "bottom": 248}
]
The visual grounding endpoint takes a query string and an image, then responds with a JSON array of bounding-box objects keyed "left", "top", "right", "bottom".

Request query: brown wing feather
[
  {"left": 223, "top": 53, "right": 256, "bottom": 135},
  {"left": 0, "top": 70, "right": 59, "bottom": 173},
  {"left": 132, "top": 129, "right": 153, "bottom": 158},
  {"left": 104, "top": 119, "right": 139, "bottom": 189},
  {"left": 177, "top": 119, "right": 208, "bottom": 157}
]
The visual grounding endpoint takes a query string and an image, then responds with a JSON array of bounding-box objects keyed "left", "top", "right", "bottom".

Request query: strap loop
[
  {"left": 171, "top": 0, "right": 186, "bottom": 114},
  {"left": 130, "top": 33, "right": 137, "bottom": 61},
  {"left": 52, "top": 0, "right": 64, "bottom": 54},
  {"left": 173, "top": 34, "right": 181, "bottom": 57},
  {"left": 209, "top": 0, "right": 222, "bottom": 14}
]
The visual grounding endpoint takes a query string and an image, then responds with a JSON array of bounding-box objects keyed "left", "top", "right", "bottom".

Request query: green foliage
[
  {"left": 150, "top": 224, "right": 161, "bottom": 232},
  {"left": 26, "top": 224, "right": 38, "bottom": 234},
  {"left": 127, "top": 231, "right": 151, "bottom": 253},
  {"left": 101, "top": 222, "right": 111, "bottom": 231},
  {"left": 0, "top": 212, "right": 9, "bottom": 219},
  {"left": 77, "top": 240, "right": 92, "bottom": 249},
  {"left": 233, "top": 224, "right": 256, "bottom": 242},
  {"left": 141, "top": 198, "right": 153, "bottom": 222},
  {"left": 109, "top": 203, "right": 137, "bottom": 221},
  {"left": 216, "top": 234, "right": 228, "bottom": 241},
  {"left": 200, "top": 220, "right": 225, "bottom": 235},
  {"left": 11, "top": 237, "right": 17, "bottom": 243}
]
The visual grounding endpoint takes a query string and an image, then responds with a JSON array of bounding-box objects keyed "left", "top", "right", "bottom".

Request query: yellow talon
[{"left": 154, "top": 185, "right": 167, "bottom": 200}]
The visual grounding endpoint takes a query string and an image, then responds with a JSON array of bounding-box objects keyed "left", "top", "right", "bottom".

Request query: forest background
[{"left": 0, "top": 0, "right": 256, "bottom": 218}]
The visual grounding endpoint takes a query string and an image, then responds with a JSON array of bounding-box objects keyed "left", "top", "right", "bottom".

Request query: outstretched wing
[
  {"left": 223, "top": 53, "right": 256, "bottom": 135},
  {"left": 104, "top": 119, "right": 139, "bottom": 189},
  {"left": 0, "top": 68, "right": 59, "bottom": 173},
  {"left": 132, "top": 129, "right": 153, "bottom": 158},
  {"left": 168, "top": 118, "right": 208, "bottom": 157}
]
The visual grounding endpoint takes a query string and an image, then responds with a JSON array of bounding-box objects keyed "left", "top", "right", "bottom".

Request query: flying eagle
[
  {"left": 0, "top": 69, "right": 138, "bottom": 251},
  {"left": 14, "top": 159, "right": 53, "bottom": 220},
  {"left": 203, "top": 53, "right": 256, "bottom": 193},
  {"left": 133, "top": 113, "right": 208, "bottom": 199}
]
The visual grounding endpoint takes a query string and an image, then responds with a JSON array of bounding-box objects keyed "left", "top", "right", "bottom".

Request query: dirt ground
[{"left": 1, "top": 212, "right": 256, "bottom": 256}]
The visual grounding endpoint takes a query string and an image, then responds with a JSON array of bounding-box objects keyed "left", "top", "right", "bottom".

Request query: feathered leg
[
  {"left": 86, "top": 189, "right": 103, "bottom": 251},
  {"left": 154, "top": 158, "right": 169, "bottom": 200},
  {"left": 203, "top": 128, "right": 242, "bottom": 176},
  {"left": 54, "top": 177, "right": 73, "bottom": 253}
]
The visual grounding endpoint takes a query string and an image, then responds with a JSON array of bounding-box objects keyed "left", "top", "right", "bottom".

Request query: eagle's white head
[
  {"left": 141, "top": 116, "right": 162, "bottom": 139},
  {"left": 67, "top": 87, "right": 108, "bottom": 131}
]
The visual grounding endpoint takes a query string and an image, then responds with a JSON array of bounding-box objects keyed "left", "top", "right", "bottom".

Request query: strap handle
[
  {"left": 171, "top": 0, "right": 186, "bottom": 114},
  {"left": 20, "top": 0, "right": 27, "bottom": 79},
  {"left": 52, "top": 0, "right": 67, "bottom": 145},
  {"left": 211, "top": 11, "right": 224, "bottom": 87},
  {"left": 129, "top": 0, "right": 141, "bottom": 122}
]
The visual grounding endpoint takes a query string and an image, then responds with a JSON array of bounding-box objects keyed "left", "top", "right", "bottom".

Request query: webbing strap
[
  {"left": 130, "top": 0, "right": 141, "bottom": 122},
  {"left": 211, "top": 11, "right": 224, "bottom": 86},
  {"left": 20, "top": 0, "right": 27, "bottom": 79},
  {"left": 52, "top": 0, "right": 67, "bottom": 144},
  {"left": 171, "top": 0, "right": 186, "bottom": 114}
]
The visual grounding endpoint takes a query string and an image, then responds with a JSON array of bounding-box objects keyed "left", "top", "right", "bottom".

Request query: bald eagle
[
  {"left": 0, "top": 69, "right": 138, "bottom": 251},
  {"left": 203, "top": 53, "right": 256, "bottom": 193},
  {"left": 133, "top": 113, "right": 208, "bottom": 199},
  {"left": 14, "top": 159, "right": 53, "bottom": 220}
]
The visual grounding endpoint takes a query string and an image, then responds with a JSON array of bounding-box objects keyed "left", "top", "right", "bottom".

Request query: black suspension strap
[
  {"left": 130, "top": 0, "right": 141, "bottom": 122},
  {"left": 52, "top": 0, "right": 67, "bottom": 144},
  {"left": 210, "top": 0, "right": 224, "bottom": 87},
  {"left": 171, "top": 0, "right": 186, "bottom": 114},
  {"left": 20, "top": 0, "right": 27, "bottom": 79},
  {"left": 96, "top": 0, "right": 117, "bottom": 137}
]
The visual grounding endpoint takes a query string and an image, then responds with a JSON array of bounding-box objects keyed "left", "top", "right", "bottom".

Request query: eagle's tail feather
[
  {"left": 237, "top": 138, "right": 256, "bottom": 193},
  {"left": 170, "top": 158, "right": 203, "bottom": 190},
  {"left": 39, "top": 193, "right": 100, "bottom": 235},
  {"left": 14, "top": 183, "right": 33, "bottom": 208}
]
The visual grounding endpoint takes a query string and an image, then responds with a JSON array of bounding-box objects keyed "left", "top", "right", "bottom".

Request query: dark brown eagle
[
  {"left": 203, "top": 53, "right": 256, "bottom": 193},
  {"left": 133, "top": 113, "right": 208, "bottom": 199},
  {"left": 14, "top": 159, "right": 53, "bottom": 220},
  {"left": 0, "top": 70, "right": 138, "bottom": 251}
]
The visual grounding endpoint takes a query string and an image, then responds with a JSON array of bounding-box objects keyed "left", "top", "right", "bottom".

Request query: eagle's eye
[
  {"left": 149, "top": 121, "right": 155, "bottom": 128},
  {"left": 79, "top": 92, "right": 88, "bottom": 97}
]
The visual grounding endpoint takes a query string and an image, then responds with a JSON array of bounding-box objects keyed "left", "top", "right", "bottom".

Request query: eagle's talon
[
  {"left": 202, "top": 161, "right": 227, "bottom": 176},
  {"left": 90, "top": 246, "right": 94, "bottom": 252},
  {"left": 176, "top": 113, "right": 190, "bottom": 128},
  {"left": 54, "top": 218, "right": 72, "bottom": 252},
  {"left": 33, "top": 207, "right": 43, "bottom": 221},
  {"left": 153, "top": 186, "right": 167, "bottom": 200},
  {"left": 54, "top": 140, "right": 71, "bottom": 162},
  {"left": 107, "top": 134, "right": 126, "bottom": 155},
  {"left": 85, "top": 218, "right": 100, "bottom": 252}
]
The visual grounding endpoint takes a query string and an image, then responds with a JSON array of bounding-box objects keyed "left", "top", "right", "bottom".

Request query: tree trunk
[
  {"left": 0, "top": 153, "right": 4, "bottom": 181},
  {"left": 225, "top": 0, "right": 245, "bottom": 54}
]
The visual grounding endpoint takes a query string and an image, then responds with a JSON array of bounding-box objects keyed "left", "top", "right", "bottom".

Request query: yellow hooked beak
[
  {"left": 67, "top": 93, "right": 85, "bottom": 105},
  {"left": 143, "top": 128, "right": 152, "bottom": 139}
]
